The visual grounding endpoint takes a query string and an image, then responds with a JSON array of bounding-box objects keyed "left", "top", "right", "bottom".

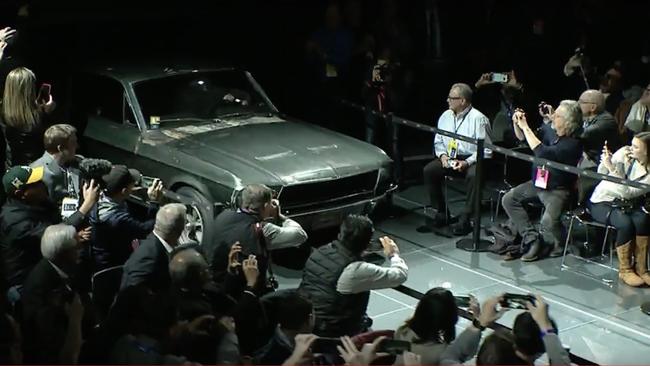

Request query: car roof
[{"left": 86, "top": 65, "right": 238, "bottom": 84}]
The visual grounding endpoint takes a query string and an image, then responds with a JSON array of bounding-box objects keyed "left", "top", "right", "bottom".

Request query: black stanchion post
[
  {"left": 387, "top": 113, "right": 402, "bottom": 185},
  {"left": 456, "top": 138, "right": 492, "bottom": 251}
]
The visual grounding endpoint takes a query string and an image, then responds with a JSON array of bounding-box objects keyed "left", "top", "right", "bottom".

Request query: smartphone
[
  {"left": 312, "top": 337, "right": 343, "bottom": 353},
  {"left": 38, "top": 83, "right": 51, "bottom": 103},
  {"left": 491, "top": 72, "right": 509, "bottom": 83},
  {"left": 500, "top": 293, "right": 535, "bottom": 310},
  {"left": 454, "top": 295, "right": 472, "bottom": 308},
  {"left": 140, "top": 175, "right": 156, "bottom": 188},
  {"left": 377, "top": 339, "right": 411, "bottom": 354}
]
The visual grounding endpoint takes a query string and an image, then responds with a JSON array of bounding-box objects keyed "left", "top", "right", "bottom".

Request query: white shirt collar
[
  {"left": 454, "top": 105, "right": 472, "bottom": 119},
  {"left": 153, "top": 231, "right": 174, "bottom": 253}
]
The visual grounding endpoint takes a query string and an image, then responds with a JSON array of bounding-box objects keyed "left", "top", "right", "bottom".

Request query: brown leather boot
[
  {"left": 616, "top": 242, "right": 645, "bottom": 287},
  {"left": 634, "top": 236, "right": 650, "bottom": 286}
]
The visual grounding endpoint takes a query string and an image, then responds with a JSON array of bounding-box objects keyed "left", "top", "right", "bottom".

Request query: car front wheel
[{"left": 176, "top": 186, "right": 217, "bottom": 246}]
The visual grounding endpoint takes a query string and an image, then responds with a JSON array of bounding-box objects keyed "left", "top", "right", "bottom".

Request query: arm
[
  {"left": 439, "top": 325, "right": 483, "bottom": 365},
  {"left": 59, "top": 294, "right": 84, "bottom": 364},
  {"left": 543, "top": 333, "right": 571, "bottom": 366},
  {"left": 519, "top": 124, "right": 542, "bottom": 150},
  {"left": 465, "top": 116, "right": 493, "bottom": 165},
  {"left": 434, "top": 114, "right": 448, "bottom": 157},
  {"left": 263, "top": 217, "right": 308, "bottom": 250},
  {"left": 336, "top": 255, "right": 408, "bottom": 294},
  {"left": 113, "top": 210, "right": 157, "bottom": 239}
]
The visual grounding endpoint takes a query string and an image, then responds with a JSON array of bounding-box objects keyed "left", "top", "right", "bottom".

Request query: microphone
[{"left": 79, "top": 158, "right": 113, "bottom": 185}]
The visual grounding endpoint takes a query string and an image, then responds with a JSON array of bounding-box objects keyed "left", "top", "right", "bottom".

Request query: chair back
[{"left": 91, "top": 265, "right": 123, "bottom": 320}]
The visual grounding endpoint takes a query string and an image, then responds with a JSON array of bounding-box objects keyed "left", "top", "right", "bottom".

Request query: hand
[
  {"left": 452, "top": 159, "right": 469, "bottom": 172},
  {"left": 337, "top": 335, "right": 385, "bottom": 366},
  {"left": 440, "top": 154, "right": 450, "bottom": 168},
  {"left": 565, "top": 54, "right": 583, "bottom": 69},
  {"left": 513, "top": 110, "right": 529, "bottom": 130},
  {"left": 601, "top": 144, "right": 614, "bottom": 171},
  {"left": 468, "top": 294, "right": 480, "bottom": 319},
  {"left": 475, "top": 73, "right": 492, "bottom": 88},
  {"left": 0, "top": 27, "right": 16, "bottom": 42},
  {"left": 82, "top": 179, "right": 100, "bottom": 204},
  {"left": 41, "top": 93, "right": 56, "bottom": 114},
  {"left": 623, "top": 146, "right": 634, "bottom": 162},
  {"left": 270, "top": 199, "right": 282, "bottom": 220},
  {"left": 402, "top": 351, "right": 422, "bottom": 366},
  {"left": 285, "top": 334, "right": 318, "bottom": 365},
  {"left": 477, "top": 295, "right": 508, "bottom": 328},
  {"left": 219, "top": 315, "right": 236, "bottom": 332},
  {"left": 379, "top": 236, "right": 399, "bottom": 257},
  {"left": 64, "top": 293, "right": 85, "bottom": 323},
  {"left": 227, "top": 242, "right": 242, "bottom": 273},
  {"left": 242, "top": 254, "right": 259, "bottom": 287},
  {"left": 506, "top": 70, "right": 522, "bottom": 89},
  {"left": 146, "top": 178, "right": 164, "bottom": 202},
  {"left": 186, "top": 314, "right": 216, "bottom": 337},
  {"left": 526, "top": 294, "right": 554, "bottom": 330},
  {"left": 0, "top": 41, "right": 6, "bottom": 62},
  {"left": 76, "top": 226, "right": 92, "bottom": 243},
  {"left": 537, "top": 102, "right": 554, "bottom": 120}
]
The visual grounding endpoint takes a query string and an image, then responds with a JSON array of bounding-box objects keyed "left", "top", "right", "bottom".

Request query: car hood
[{"left": 163, "top": 116, "right": 391, "bottom": 185}]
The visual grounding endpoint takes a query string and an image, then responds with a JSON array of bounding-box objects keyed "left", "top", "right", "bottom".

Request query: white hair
[
  {"left": 154, "top": 203, "right": 187, "bottom": 241},
  {"left": 41, "top": 224, "right": 78, "bottom": 261},
  {"left": 557, "top": 100, "right": 582, "bottom": 136},
  {"left": 451, "top": 83, "right": 473, "bottom": 103}
]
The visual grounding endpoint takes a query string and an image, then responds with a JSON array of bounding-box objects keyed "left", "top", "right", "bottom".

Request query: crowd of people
[{"left": 0, "top": 1, "right": 648, "bottom": 363}]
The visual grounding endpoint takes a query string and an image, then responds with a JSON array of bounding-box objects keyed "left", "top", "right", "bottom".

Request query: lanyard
[{"left": 453, "top": 107, "right": 472, "bottom": 134}]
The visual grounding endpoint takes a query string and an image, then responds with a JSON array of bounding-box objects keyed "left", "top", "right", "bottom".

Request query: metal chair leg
[{"left": 561, "top": 215, "right": 575, "bottom": 268}]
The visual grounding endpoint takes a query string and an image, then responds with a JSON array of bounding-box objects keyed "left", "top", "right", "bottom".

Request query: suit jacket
[
  {"left": 120, "top": 234, "right": 171, "bottom": 291},
  {"left": 31, "top": 152, "right": 80, "bottom": 205}
]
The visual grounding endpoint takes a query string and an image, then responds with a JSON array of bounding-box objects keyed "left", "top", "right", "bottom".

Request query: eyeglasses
[{"left": 447, "top": 96, "right": 462, "bottom": 100}]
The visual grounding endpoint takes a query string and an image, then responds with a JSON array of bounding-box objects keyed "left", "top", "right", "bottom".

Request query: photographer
[
  {"left": 588, "top": 132, "right": 650, "bottom": 287},
  {"left": 503, "top": 101, "right": 583, "bottom": 261},
  {"left": 90, "top": 165, "right": 164, "bottom": 270},
  {"left": 362, "top": 45, "right": 397, "bottom": 146},
  {"left": 299, "top": 215, "right": 408, "bottom": 337},
  {"left": 205, "top": 184, "right": 308, "bottom": 294},
  {"left": 1, "top": 166, "right": 99, "bottom": 290}
]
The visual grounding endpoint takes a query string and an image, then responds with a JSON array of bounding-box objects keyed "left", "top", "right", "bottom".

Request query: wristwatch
[{"left": 472, "top": 318, "right": 486, "bottom": 331}]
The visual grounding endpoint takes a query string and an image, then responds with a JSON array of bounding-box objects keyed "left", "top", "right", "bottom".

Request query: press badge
[
  {"left": 448, "top": 139, "right": 459, "bottom": 159},
  {"left": 534, "top": 167, "right": 549, "bottom": 189},
  {"left": 61, "top": 197, "right": 79, "bottom": 218}
]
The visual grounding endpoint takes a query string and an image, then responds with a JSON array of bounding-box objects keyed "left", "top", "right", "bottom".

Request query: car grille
[{"left": 280, "top": 170, "right": 379, "bottom": 213}]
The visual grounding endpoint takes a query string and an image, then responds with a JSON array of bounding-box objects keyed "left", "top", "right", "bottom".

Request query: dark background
[{"left": 0, "top": 0, "right": 648, "bottom": 143}]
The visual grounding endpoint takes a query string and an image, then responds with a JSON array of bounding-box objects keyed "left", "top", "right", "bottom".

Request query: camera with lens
[{"left": 371, "top": 62, "right": 395, "bottom": 86}]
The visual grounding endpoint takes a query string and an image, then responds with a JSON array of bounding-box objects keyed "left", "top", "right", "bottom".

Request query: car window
[
  {"left": 85, "top": 75, "right": 128, "bottom": 124},
  {"left": 133, "top": 70, "right": 274, "bottom": 128}
]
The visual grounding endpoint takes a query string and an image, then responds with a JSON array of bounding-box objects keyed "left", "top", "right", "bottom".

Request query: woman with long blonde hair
[{"left": 2, "top": 66, "right": 56, "bottom": 165}]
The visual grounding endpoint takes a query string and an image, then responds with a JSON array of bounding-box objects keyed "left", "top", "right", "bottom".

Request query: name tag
[
  {"left": 61, "top": 197, "right": 79, "bottom": 218},
  {"left": 448, "top": 139, "right": 458, "bottom": 159},
  {"left": 534, "top": 167, "right": 549, "bottom": 189}
]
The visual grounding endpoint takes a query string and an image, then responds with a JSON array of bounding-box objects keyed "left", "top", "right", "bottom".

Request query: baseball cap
[
  {"left": 2, "top": 166, "right": 44, "bottom": 195},
  {"left": 102, "top": 165, "right": 142, "bottom": 194}
]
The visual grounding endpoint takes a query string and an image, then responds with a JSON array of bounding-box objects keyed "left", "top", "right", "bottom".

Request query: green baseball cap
[{"left": 2, "top": 165, "right": 44, "bottom": 195}]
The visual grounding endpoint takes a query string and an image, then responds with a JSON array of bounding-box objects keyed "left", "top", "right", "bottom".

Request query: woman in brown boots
[{"left": 588, "top": 132, "right": 650, "bottom": 287}]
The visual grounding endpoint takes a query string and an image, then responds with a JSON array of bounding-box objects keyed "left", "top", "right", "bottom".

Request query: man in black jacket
[
  {"left": 0, "top": 166, "right": 99, "bottom": 290},
  {"left": 120, "top": 203, "right": 186, "bottom": 291}
]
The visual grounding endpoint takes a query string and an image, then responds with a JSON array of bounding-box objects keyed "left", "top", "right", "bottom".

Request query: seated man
[
  {"left": 624, "top": 82, "right": 650, "bottom": 135},
  {"left": 299, "top": 214, "right": 407, "bottom": 337},
  {"left": 0, "top": 166, "right": 99, "bottom": 289},
  {"left": 30, "top": 124, "right": 82, "bottom": 206},
  {"left": 502, "top": 101, "right": 583, "bottom": 261},
  {"left": 120, "top": 203, "right": 186, "bottom": 291},
  {"left": 419, "top": 83, "right": 492, "bottom": 235},
  {"left": 90, "top": 165, "right": 163, "bottom": 270}
]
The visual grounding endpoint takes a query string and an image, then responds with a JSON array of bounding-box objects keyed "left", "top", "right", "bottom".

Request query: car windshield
[{"left": 134, "top": 70, "right": 274, "bottom": 127}]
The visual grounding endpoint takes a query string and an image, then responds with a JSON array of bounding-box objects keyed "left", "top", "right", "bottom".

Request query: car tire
[{"left": 175, "top": 186, "right": 217, "bottom": 247}]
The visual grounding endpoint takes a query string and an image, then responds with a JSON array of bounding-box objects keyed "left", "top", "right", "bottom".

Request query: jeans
[
  {"left": 502, "top": 181, "right": 570, "bottom": 248},
  {"left": 588, "top": 201, "right": 650, "bottom": 246}
]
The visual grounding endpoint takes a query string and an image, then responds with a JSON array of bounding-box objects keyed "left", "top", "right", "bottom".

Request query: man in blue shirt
[{"left": 502, "top": 100, "right": 583, "bottom": 261}]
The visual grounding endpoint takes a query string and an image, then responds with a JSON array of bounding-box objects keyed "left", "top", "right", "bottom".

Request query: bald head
[
  {"left": 154, "top": 203, "right": 187, "bottom": 245},
  {"left": 579, "top": 89, "right": 606, "bottom": 117},
  {"left": 169, "top": 247, "right": 211, "bottom": 290}
]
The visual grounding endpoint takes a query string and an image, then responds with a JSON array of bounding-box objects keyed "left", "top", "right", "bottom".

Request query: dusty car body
[{"left": 75, "top": 66, "right": 394, "bottom": 243}]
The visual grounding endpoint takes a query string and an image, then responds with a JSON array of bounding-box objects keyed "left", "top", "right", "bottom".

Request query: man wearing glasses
[
  {"left": 418, "top": 83, "right": 492, "bottom": 235},
  {"left": 578, "top": 90, "right": 621, "bottom": 168}
]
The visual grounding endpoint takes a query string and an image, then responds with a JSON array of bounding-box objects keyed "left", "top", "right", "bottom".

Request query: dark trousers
[
  {"left": 588, "top": 201, "right": 650, "bottom": 246},
  {"left": 423, "top": 157, "right": 477, "bottom": 217}
]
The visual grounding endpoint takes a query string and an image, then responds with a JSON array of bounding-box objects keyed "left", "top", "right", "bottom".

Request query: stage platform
[{"left": 274, "top": 185, "right": 650, "bottom": 365}]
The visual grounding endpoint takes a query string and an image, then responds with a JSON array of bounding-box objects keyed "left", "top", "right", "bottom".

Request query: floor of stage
[{"left": 274, "top": 185, "right": 650, "bottom": 365}]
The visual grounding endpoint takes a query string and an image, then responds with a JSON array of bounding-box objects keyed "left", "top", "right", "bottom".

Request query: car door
[{"left": 81, "top": 75, "right": 141, "bottom": 166}]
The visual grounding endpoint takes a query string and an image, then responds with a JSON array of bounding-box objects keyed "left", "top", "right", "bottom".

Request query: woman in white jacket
[{"left": 589, "top": 132, "right": 650, "bottom": 287}]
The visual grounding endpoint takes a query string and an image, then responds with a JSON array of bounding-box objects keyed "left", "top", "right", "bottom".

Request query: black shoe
[
  {"left": 521, "top": 241, "right": 542, "bottom": 262},
  {"left": 452, "top": 218, "right": 472, "bottom": 236}
]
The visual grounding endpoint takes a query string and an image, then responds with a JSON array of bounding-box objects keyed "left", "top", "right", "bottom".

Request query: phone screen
[
  {"left": 491, "top": 73, "right": 508, "bottom": 83},
  {"left": 500, "top": 293, "right": 535, "bottom": 310},
  {"left": 377, "top": 339, "right": 411, "bottom": 354},
  {"left": 312, "top": 337, "right": 343, "bottom": 353},
  {"left": 454, "top": 296, "right": 472, "bottom": 308}
]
